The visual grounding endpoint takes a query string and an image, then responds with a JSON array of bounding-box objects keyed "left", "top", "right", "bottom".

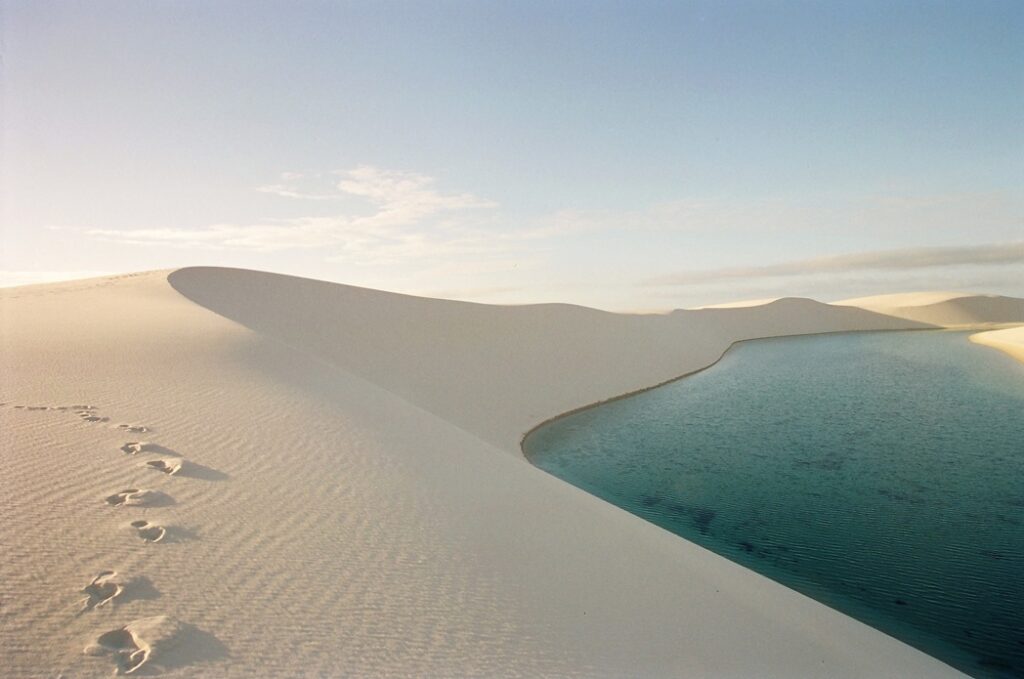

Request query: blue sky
[{"left": 2, "top": 0, "right": 1022, "bottom": 309}]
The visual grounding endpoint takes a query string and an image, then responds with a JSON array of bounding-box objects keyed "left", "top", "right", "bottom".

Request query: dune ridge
[{"left": 6, "top": 268, "right": 1018, "bottom": 676}]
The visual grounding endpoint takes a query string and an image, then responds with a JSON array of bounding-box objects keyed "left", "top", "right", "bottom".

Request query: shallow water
[{"left": 524, "top": 330, "right": 1024, "bottom": 678}]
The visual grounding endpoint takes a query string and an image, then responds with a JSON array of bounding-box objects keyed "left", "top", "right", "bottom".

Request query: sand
[
  {"left": 835, "top": 291, "right": 1024, "bottom": 327},
  {"left": 970, "top": 325, "right": 1024, "bottom": 363},
  {"left": 4, "top": 269, "right": 1020, "bottom": 677}
]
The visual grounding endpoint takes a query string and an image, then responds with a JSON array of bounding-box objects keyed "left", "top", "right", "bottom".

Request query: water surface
[{"left": 525, "top": 330, "right": 1024, "bottom": 677}]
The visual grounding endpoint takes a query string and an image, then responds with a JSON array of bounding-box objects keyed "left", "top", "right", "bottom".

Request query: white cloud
[
  {"left": 88, "top": 166, "right": 502, "bottom": 261},
  {"left": 644, "top": 242, "right": 1024, "bottom": 286},
  {"left": 255, "top": 184, "right": 335, "bottom": 200},
  {"left": 86, "top": 166, "right": 585, "bottom": 274}
]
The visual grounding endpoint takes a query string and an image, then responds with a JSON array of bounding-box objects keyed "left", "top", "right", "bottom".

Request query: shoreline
[
  {"left": 969, "top": 325, "right": 1024, "bottom": 364},
  {"left": 519, "top": 326, "right": 946, "bottom": 463}
]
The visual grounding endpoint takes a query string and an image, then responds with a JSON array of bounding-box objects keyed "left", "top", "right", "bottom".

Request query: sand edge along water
[
  {"left": 5, "top": 268, "right": 1021, "bottom": 677},
  {"left": 970, "top": 325, "right": 1024, "bottom": 364}
]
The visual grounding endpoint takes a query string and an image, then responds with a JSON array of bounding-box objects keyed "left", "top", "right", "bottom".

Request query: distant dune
[
  {"left": 835, "top": 291, "right": 976, "bottom": 307},
  {"left": 689, "top": 297, "right": 782, "bottom": 309},
  {"left": 836, "top": 291, "right": 1024, "bottom": 327},
  {"left": 3, "top": 268, "right": 1004, "bottom": 677},
  {"left": 836, "top": 291, "right": 1024, "bottom": 363}
]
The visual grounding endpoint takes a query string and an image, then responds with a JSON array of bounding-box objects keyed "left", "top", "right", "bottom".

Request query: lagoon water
[{"left": 525, "top": 330, "right": 1024, "bottom": 677}]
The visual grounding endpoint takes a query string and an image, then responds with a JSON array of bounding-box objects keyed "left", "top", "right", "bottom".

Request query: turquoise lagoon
[{"left": 524, "top": 331, "right": 1024, "bottom": 677}]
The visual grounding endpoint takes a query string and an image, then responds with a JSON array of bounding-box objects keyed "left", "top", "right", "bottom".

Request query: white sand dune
[
  {"left": 7, "top": 268, "right": 1018, "bottom": 677},
  {"left": 835, "top": 291, "right": 976, "bottom": 307},
  {"left": 970, "top": 325, "right": 1024, "bottom": 363},
  {"left": 688, "top": 297, "right": 782, "bottom": 309},
  {"left": 836, "top": 291, "right": 1024, "bottom": 327}
]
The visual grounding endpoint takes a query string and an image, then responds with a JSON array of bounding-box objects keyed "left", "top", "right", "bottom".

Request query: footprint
[
  {"left": 131, "top": 520, "right": 166, "bottom": 543},
  {"left": 121, "top": 441, "right": 156, "bottom": 455},
  {"left": 117, "top": 424, "right": 150, "bottom": 434},
  {"left": 145, "top": 459, "right": 182, "bottom": 476},
  {"left": 80, "top": 571, "right": 124, "bottom": 611},
  {"left": 79, "top": 411, "right": 110, "bottom": 423},
  {"left": 84, "top": 615, "right": 183, "bottom": 675},
  {"left": 106, "top": 489, "right": 164, "bottom": 507}
]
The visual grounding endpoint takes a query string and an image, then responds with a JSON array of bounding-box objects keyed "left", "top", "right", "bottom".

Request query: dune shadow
[
  {"left": 145, "top": 492, "right": 176, "bottom": 508},
  {"left": 119, "top": 575, "right": 162, "bottom": 605},
  {"left": 144, "top": 443, "right": 181, "bottom": 457},
  {"left": 159, "top": 525, "right": 199, "bottom": 544},
  {"left": 116, "top": 622, "right": 228, "bottom": 676},
  {"left": 156, "top": 623, "right": 230, "bottom": 673},
  {"left": 177, "top": 461, "right": 230, "bottom": 481}
]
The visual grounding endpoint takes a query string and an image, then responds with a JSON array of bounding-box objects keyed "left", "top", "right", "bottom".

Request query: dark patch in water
[
  {"left": 980, "top": 550, "right": 1006, "bottom": 561},
  {"left": 692, "top": 508, "right": 716, "bottom": 535},
  {"left": 977, "top": 657, "right": 1015, "bottom": 672},
  {"left": 894, "top": 599, "right": 909, "bottom": 606},
  {"left": 649, "top": 499, "right": 717, "bottom": 535},
  {"left": 738, "top": 541, "right": 756, "bottom": 553},
  {"left": 665, "top": 502, "right": 691, "bottom": 517}
]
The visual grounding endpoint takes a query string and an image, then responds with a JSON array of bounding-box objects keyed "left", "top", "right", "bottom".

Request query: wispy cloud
[
  {"left": 88, "top": 166, "right": 503, "bottom": 261},
  {"left": 255, "top": 171, "right": 340, "bottom": 199},
  {"left": 86, "top": 166, "right": 588, "bottom": 272},
  {"left": 645, "top": 242, "right": 1024, "bottom": 286},
  {"left": 255, "top": 184, "right": 336, "bottom": 200}
]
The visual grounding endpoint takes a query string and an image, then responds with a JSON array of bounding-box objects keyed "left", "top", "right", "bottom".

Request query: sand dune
[
  {"left": 167, "top": 270, "right": 931, "bottom": 453},
  {"left": 3, "top": 268, "right": 1002, "bottom": 677},
  {"left": 970, "top": 325, "right": 1024, "bottom": 363},
  {"left": 689, "top": 297, "right": 782, "bottom": 309},
  {"left": 836, "top": 292, "right": 1024, "bottom": 327},
  {"left": 835, "top": 291, "right": 976, "bottom": 307}
]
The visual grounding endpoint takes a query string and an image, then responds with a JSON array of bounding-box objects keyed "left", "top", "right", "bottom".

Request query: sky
[{"left": 2, "top": 0, "right": 1022, "bottom": 310}]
